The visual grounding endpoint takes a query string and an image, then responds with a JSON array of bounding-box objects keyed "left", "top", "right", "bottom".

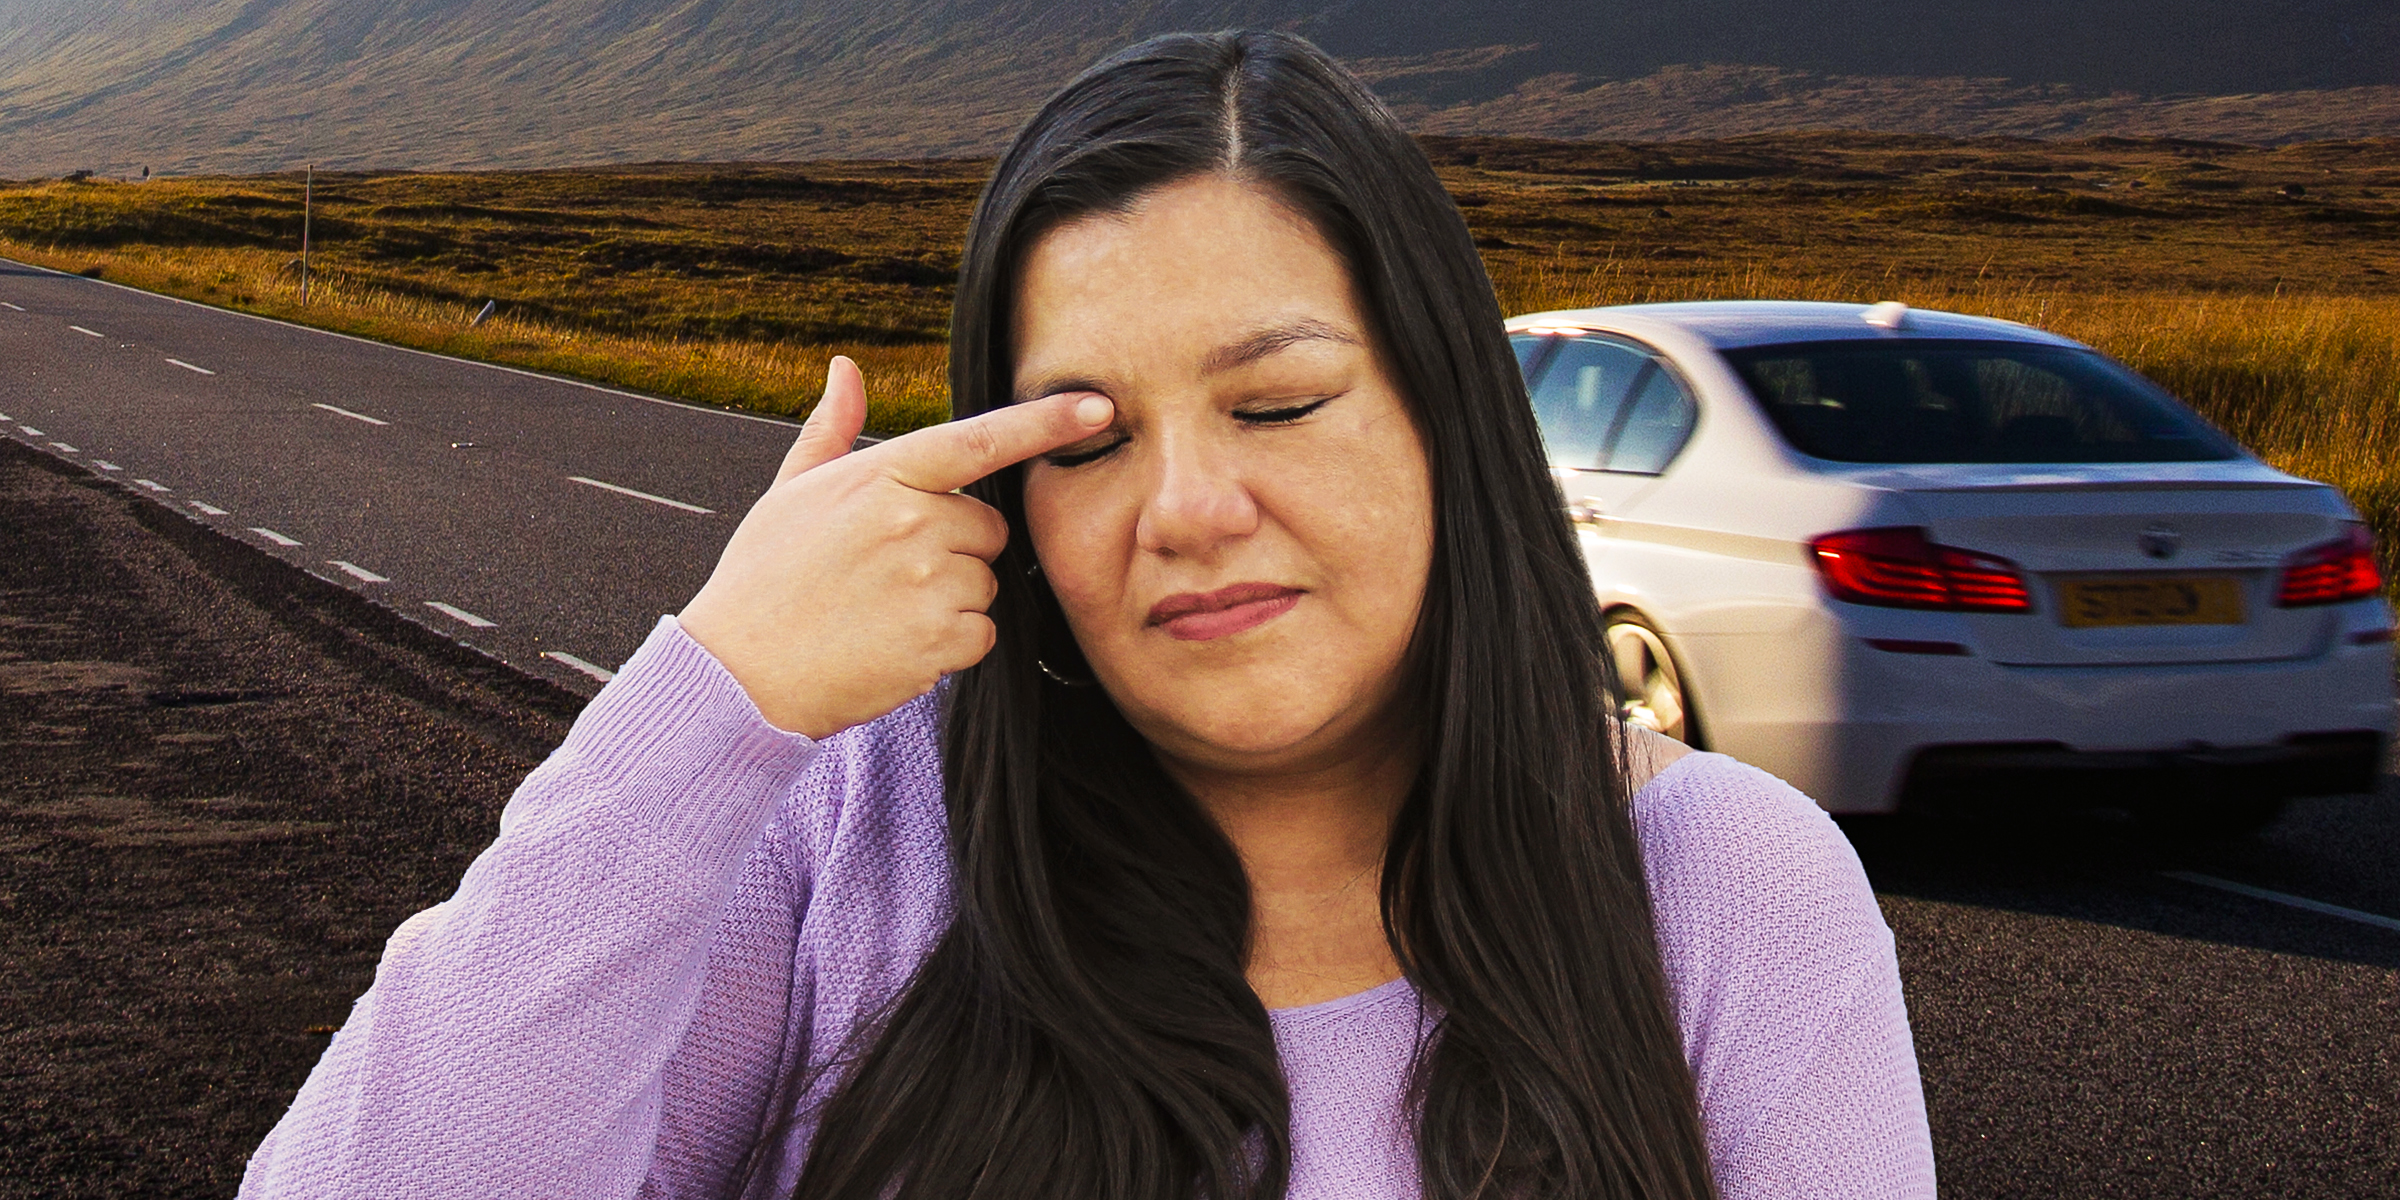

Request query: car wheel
[{"left": 1605, "top": 612, "right": 1699, "bottom": 747}]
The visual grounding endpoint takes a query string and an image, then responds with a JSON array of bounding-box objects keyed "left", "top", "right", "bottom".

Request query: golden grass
[
  {"left": 0, "top": 164, "right": 979, "bottom": 433},
  {"left": 0, "top": 237, "right": 951, "bottom": 431},
  {"left": 1500, "top": 258, "right": 2400, "bottom": 583}
]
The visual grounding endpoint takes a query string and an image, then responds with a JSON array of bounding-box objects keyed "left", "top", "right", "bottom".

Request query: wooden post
[{"left": 301, "top": 165, "right": 313, "bottom": 305}]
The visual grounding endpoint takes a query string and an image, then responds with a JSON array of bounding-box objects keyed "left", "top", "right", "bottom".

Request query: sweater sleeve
[
  {"left": 238, "top": 617, "right": 822, "bottom": 1200},
  {"left": 1634, "top": 754, "right": 1938, "bottom": 1200}
]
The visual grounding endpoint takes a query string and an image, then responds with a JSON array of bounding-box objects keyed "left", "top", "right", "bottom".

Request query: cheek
[
  {"left": 1296, "top": 412, "right": 1435, "bottom": 606},
  {"left": 1022, "top": 475, "right": 1136, "bottom": 623}
]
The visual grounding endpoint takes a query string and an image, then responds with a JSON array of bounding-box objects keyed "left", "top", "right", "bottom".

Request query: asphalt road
[
  {"left": 0, "top": 256, "right": 805, "bottom": 692},
  {"left": 1849, "top": 794, "right": 2400, "bottom": 1196}
]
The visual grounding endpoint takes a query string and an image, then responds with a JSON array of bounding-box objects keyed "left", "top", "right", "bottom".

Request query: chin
[
  {"left": 1107, "top": 673, "right": 1355, "bottom": 766},
  {"left": 1174, "top": 711, "right": 1332, "bottom": 758}
]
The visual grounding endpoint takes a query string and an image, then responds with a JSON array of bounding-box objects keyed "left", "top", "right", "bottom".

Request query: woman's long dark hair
[{"left": 781, "top": 30, "right": 1716, "bottom": 1200}]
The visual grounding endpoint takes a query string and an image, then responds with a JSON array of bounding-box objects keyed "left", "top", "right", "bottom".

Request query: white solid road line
[
  {"left": 94, "top": 460, "right": 121, "bottom": 471},
  {"left": 49, "top": 442, "right": 78, "bottom": 453},
  {"left": 1, "top": 302, "right": 24, "bottom": 311},
  {"left": 248, "top": 527, "right": 302, "bottom": 547},
  {"left": 2161, "top": 870, "right": 2400, "bottom": 935},
  {"left": 328, "top": 560, "right": 390, "bottom": 583},
  {"left": 188, "top": 500, "right": 228, "bottom": 516},
  {"left": 69, "top": 325, "right": 104, "bottom": 338},
  {"left": 568, "top": 475, "right": 715, "bottom": 514},
  {"left": 166, "top": 358, "right": 217, "bottom": 376},
  {"left": 311, "top": 402, "right": 388, "bottom": 426},
  {"left": 425, "top": 601, "right": 497, "bottom": 628},
  {"left": 542, "top": 651, "right": 617, "bottom": 682},
  {"left": 135, "top": 479, "right": 171, "bottom": 492}
]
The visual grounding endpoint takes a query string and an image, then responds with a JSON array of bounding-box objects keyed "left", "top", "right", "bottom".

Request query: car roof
[{"left": 1504, "top": 301, "right": 2086, "bottom": 352}]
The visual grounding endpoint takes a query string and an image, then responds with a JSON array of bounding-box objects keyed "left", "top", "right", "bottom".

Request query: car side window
[
  {"left": 1604, "top": 362, "right": 1699, "bottom": 475},
  {"left": 1524, "top": 335, "right": 1652, "bottom": 470},
  {"left": 1511, "top": 333, "right": 1559, "bottom": 382}
]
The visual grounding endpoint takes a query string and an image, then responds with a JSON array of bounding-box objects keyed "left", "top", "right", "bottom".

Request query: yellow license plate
[{"left": 2057, "top": 575, "right": 2246, "bottom": 628}]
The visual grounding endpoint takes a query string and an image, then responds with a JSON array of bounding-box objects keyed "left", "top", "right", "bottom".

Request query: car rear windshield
[{"left": 1720, "top": 339, "right": 2241, "bottom": 464}]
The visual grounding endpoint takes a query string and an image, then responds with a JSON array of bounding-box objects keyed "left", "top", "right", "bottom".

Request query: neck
[{"left": 1160, "top": 736, "right": 1416, "bottom": 1010}]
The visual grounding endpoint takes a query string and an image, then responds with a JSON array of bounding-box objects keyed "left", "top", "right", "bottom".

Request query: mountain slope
[{"left": 2, "top": 0, "right": 2397, "bottom": 177}]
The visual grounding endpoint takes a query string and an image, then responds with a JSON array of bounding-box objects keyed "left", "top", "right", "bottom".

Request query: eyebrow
[
  {"left": 1012, "top": 319, "right": 1361, "bottom": 404},
  {"left": 1198, "top": 318, "right": 1362, "bottom": 377}
]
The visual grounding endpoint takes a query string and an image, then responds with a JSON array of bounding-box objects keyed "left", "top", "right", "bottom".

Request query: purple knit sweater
[{"left": 238, "top": 617, "right": 1936, "bottom": 1199}]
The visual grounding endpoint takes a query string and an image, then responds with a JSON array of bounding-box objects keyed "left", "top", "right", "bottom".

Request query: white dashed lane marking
[
  {"left": 542, "top": 651, "right": 617, "bottom": 682},
  {"left": 10, "top": 290, "right": 751, "bottom": 696},
  {"left": 328, "top": 560, "right": 390, "bottom": 583},
  {"left": 425, "top": 601, "right": 496, "bottom": 628},
  {"left": 311, "top": 403, "right": 388, "bottom": 426},
  {"left": 567, "top": 475, "right": 715, "bottom": 514},
  {"left": 2162, "top": 871, "right": 2400, "bottom": 934}
]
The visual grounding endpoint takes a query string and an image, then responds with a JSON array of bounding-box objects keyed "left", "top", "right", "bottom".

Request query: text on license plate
[{"left": 2057, "top": 575, "right": 2246, "bottom": 628}]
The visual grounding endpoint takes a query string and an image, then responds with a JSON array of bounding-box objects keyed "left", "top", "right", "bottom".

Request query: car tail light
[
  {"left": 2276, "top": 524, "right": 2384, "bottom": 607},
  {"left": 1810, "top": 526, "right": 2032, "bottom": 612}
]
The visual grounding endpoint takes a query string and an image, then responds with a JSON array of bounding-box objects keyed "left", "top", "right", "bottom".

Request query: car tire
[{"left": 1604, "top": 611, "right": 1703, "bottom": 749}]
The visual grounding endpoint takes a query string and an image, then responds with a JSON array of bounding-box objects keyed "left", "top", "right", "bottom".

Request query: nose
[{"left": 1134, "top": 425, "right": 1259, "bottom": 560}]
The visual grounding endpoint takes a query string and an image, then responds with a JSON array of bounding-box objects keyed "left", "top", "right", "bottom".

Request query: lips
[{"left": 1146, "top": 582, "right": 1304, "bottom": 641}]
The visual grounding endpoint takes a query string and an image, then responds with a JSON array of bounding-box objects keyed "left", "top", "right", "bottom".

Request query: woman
[{"left": 239, "top": 30, "right": 1933, "bottom": 1200}]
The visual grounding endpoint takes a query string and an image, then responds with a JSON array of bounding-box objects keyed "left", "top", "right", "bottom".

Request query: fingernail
[{"left": 1073, "top": 395, "right": 1113, "bottom": 426}]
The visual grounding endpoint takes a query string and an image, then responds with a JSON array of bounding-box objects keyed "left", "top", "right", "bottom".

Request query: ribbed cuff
[{"left": 558, "top": 615, "right": 820, "bottom": 860}]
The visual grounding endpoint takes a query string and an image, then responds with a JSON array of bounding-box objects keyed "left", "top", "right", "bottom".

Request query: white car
[{"left": 1508, "top": 300, "right": 2396, "bottom": 829}]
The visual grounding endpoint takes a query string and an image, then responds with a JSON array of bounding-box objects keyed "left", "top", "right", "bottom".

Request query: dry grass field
[
  {"left": 4, "top": 133, "right": 2398, "bottom": 579},
  {"left": 0, "top": 162, "right": 981, "bottom": 429}
]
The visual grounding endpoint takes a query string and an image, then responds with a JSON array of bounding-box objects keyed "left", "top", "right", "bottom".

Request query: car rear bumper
[
  {"left": 1896, "top": 731, "right": 2384, "bottom": 813},
  {"left": 1700, "top": 623, "right": 2395, "bottom": 813}
]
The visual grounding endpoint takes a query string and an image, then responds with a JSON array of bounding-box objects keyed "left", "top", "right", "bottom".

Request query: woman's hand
[{"left": 679, "top": 357, "right": 1113, "bottom": 738}]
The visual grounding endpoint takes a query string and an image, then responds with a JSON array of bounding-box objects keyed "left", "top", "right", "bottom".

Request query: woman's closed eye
[
  {"left": 1234, "top": 395, "right": 1336, "bottom": 426},
  {"left": 1041, "top": 436, "right": 1127, "bottom": 468},
  {"left": 1038, "top": 396, "right": 1339, "bottom": 468}
]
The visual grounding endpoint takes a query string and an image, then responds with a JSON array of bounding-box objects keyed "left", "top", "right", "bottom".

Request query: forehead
[{"left": 1010, "top": 175, "right": 1366, "bottom": 372}]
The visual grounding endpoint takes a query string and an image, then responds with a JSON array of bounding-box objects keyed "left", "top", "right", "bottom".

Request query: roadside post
[{"left": 301, "top": 164, "right": 313, "bottom": 305}]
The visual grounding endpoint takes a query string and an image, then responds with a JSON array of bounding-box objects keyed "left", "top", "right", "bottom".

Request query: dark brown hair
[{"left": 780, "top": 29, "right": 1716, "bottom": 1200}]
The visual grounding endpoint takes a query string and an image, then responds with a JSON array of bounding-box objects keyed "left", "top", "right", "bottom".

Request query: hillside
[{"left": 1, "top": 0, "right": 2397, "bottom": 177}]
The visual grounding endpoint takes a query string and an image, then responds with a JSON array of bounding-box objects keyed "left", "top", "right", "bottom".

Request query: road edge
[{"left": 3, "top": 436, "right": 590, "bottom": 755}]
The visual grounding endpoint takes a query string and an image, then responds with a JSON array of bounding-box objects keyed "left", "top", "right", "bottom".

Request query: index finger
[{"left": 874, "top": 392, "right": 1115, "bottom": 494}]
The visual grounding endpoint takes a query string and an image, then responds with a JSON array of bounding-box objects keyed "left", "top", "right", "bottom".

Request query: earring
[
  {"left": 1037, "top": 659, "right": 1096, "bottom": 688},
  {"left": 1026, "top": 561, "right": 1097, "bottom": 687}
]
